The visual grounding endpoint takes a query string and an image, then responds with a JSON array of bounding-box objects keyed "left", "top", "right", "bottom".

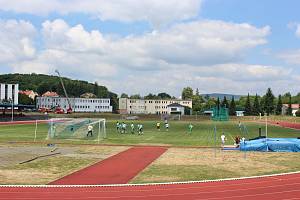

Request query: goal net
[{"left": 47, "top": 118, "right": 106, "bottom": 142}]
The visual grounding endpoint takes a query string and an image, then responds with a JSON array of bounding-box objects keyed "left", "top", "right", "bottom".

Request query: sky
[{"left": 0, "top": 0, "right": 300, "bottom": 97}]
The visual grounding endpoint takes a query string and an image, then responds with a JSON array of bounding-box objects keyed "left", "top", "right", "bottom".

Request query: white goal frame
[{"left": 47, "top": 118, "right": 106, "bottom": 143}]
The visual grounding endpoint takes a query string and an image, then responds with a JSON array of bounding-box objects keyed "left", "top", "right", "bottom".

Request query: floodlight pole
[
  {"left": 10, "top": 98, "right": 14, "bottom": 122},
  {"left": 34, "top": 120, "right": 38, "bottom": 142}
]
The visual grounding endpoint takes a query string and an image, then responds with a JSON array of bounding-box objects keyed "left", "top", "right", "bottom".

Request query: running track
[
  {"left": 1, "top": 172, "right": 300, "bottom": 200},
  {"left": 268, "top": 121, "right": 300, "bottom": 130},
  {"left": 51, "top": 146, "right": 167, "bottom": 185}
]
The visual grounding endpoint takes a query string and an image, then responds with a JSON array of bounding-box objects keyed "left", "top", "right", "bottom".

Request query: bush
[{"left": 296, "top": 110, "right": 300, "bottom": 117}]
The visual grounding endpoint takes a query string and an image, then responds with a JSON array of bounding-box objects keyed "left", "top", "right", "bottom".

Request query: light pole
[{"left": 10, "top": 98, "right": 14, "bottom": 121}]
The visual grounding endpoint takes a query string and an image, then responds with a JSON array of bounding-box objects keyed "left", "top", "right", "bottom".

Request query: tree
[
  {"left": 204, "top": 94, "right": 210, "bottom": 101},
  {"left": 275, "top": 95, "right": 283, "bottom": 115},
  {"left": 244, "top": 93, "right": 252, "bottom": 116},
  {"left": 94, "top": 82, "right": 99, "bottom": 97},
  {"left": 37, "top": 81, "right": 50, "bottom": 95},
  {"left": 182, "top": 87, "right": 193, "bottom": 100},
  {"left": 216, "top": 97, "right": 220, "bottom": 109},
  {"left": 157, "top": 92, "right": 171, "bottom": 99},
  {"left": 130, "top": 94, "right": 141, "bottom": 99},
  {"left": 229, "top": 96, "right": 236, "bottom": 116},
  {"left": 263, "top": 88, "right": 275, "bottom": 115},
  {"left": 120, "top": 93, "right": 129, "bottom": 98},
  {"left": 19, "top": 93, "right": 34, "bottom": 105},
  {"left": 195, "top": 88, "right": 200, "bottom": 96},
  {"left": 286, "top": 96, "right": 293, "bottom": 116},
  {"left": 296, "top": 107, "right": 300, "bottom": 117},
  {"left": 192, "top": 95, "right": 204, "bottom": 113},
  {"left": 252, "top": 94, "right": 261, "bottom": 116},
  {"left": 221, "top": 96, "right": 229, "bottom": 108}
]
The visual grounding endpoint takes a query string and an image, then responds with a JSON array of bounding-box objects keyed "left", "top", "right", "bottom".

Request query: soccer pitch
[{"left": 0, "top": 120, "right": 299, "bottom": 147}]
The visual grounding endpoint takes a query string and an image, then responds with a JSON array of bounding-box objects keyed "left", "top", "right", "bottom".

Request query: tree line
[{"left": 181, "top": 87, "right": 300, "bottom": 116}]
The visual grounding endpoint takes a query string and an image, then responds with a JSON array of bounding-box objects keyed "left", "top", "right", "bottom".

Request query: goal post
[{"left": 47, "top": 118, "right": 106, "bottom": 142}]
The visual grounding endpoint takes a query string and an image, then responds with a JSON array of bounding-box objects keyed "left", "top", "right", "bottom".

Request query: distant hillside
[
  {"left": 201, "top": 93, "right": 243, "bottom": 100},
  {"left": 0, "top": 73, "right": 118, "bottom": 111}
]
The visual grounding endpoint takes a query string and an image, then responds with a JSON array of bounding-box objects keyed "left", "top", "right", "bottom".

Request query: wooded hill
[{"left": 0, "top": 73, "right": 118, "bottom": 111}]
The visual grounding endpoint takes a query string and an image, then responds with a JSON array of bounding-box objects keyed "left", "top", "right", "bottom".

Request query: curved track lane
[{"left": 1, "top": 172, "right": 300, "bottom": 200}]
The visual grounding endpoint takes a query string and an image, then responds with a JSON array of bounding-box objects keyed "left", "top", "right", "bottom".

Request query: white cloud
[
  {"left": 111, "top": 64, "right": 296, "bottom": 96},
  {"left": 0, "top": 0, "right": 202, "bottom": 28},
  {"left": 288, "top": 22, "right": 300, "bottom": 38},
  {"left": 278, "top": 50, "right": 300, "bottom": 65},
  {"left": 0, "top": 19, "right": 36, "bottom": 64},
  {"left": 5, "top": 19, "right": 291, "bottom": 96}
]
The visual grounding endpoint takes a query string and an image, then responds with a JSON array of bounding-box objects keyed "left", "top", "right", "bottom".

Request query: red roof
[
  {"left": 42, "top": 91, "right": 59, "bottom": 97},
  {"left": 19, "top": 90, "right": 34, "bottom": 96},
  {"left": 283, "top": 104, "right": 300, "bottom": 109}
]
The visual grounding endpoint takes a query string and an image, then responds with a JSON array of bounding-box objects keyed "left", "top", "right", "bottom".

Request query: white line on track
[{"left": 0, "top": 171, "right": 299, "bottom": 188}]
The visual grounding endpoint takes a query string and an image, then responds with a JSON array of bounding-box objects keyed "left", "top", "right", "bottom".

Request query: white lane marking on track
[{"left": 0, "top": 171, "right": 299, "bottom": 188}]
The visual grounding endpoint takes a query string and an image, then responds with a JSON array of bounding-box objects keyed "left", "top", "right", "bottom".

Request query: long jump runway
[
  {"left": 50, "top": 146, "right": 167, "bottom": 185},
  {"left": 1, "top": 172, "right": 300, "bottom": 200}
]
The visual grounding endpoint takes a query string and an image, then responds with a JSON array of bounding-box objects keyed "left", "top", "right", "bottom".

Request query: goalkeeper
[{"left": 87, "top": 124, "right": 93, "bottom": 137}]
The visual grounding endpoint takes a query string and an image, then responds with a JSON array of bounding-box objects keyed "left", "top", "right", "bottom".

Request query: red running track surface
[
  {"left": 1, "top": 172, "right": 300, "bottom": 200},
  {"left": 268, "top": 121, "right": 300, "bottom": 130},
  {"left": 50, "top": 146, "right": 167, "bottom": 185}
]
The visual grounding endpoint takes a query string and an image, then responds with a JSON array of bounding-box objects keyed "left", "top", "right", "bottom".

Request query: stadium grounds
[{"left": 0, "top": 115, "right": 300, "bottom": 186}]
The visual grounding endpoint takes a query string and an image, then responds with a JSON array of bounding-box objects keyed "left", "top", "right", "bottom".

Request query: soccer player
[
  {"left": 116, "top": 121, "right": 120, "bottom": 133},
  {"left": 221, "top": 133, "right": 226, "bottom": 147},
  {"left": 156, "top": 122, "right": 161, "bottom": 131},
  {"left": 165, "top": 123, "right": 169, "bottom": 131},
  {"left": 138, "top": 124, "right": 144, "bottom": 135},
  {"left": 87, "top": 124, "right": 93, "bottom": 137},
  {"left": 188, "top": 123, "right": 193, "bottom": 134},
  {"left": 122, "top": 122, "right": 127, "bottom": 134},
  {"left": 131, "top": 123, "right": 135, "bottom": 134}
]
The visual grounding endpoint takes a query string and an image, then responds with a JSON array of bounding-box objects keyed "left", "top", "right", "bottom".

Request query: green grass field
[{"left": 0, "top": 120, "right": 299, "bottom": 147}]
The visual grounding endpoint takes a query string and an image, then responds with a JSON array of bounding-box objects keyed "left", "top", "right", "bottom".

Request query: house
[
  {"left": 167, "top": 103, "right": 185, "bottom": 115},
  {"left": 236, "top": 111, "right": 245, "bottom": 117},
  {"left": 42, "top": 91, "right": 59, "bottom": 97},
  {"left": 282, "top": 104, "right": 300, "bottom": 116},
  {"left": 19, "top": 90, "right": 38, "bottom": 100}
]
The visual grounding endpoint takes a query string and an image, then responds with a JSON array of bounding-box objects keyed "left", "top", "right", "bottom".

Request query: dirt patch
[{"left": 0, "top": 145, "right": 130, "bottom": 185}]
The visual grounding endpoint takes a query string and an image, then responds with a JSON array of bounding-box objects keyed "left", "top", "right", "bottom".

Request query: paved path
[{"left": 50, "top": 146, "right": 167, "bottom": 185}]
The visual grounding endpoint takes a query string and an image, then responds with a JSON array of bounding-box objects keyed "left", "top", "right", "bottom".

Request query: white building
[
  {"left": 0, "top": 83, "right": 19, "bottom": 105},
  {"left": 36, "top": 96, "right": 112, "bottom": 113},
  {"left": 119, "top": 98, "right": 192, "bottom": 115},
  {"left": 236, "top": 111, "right": 245, "bottom": 117}
]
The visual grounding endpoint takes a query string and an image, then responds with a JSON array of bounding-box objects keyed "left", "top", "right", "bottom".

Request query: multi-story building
[
  {"left": 0, "top": 83, "right": 19, "bottom": 105},
  {"left": 36, "top": 96, "right": 112, "bottom": 113},
  {"left": 119, "top": 98, "right": 192, "bottom": 115}
]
